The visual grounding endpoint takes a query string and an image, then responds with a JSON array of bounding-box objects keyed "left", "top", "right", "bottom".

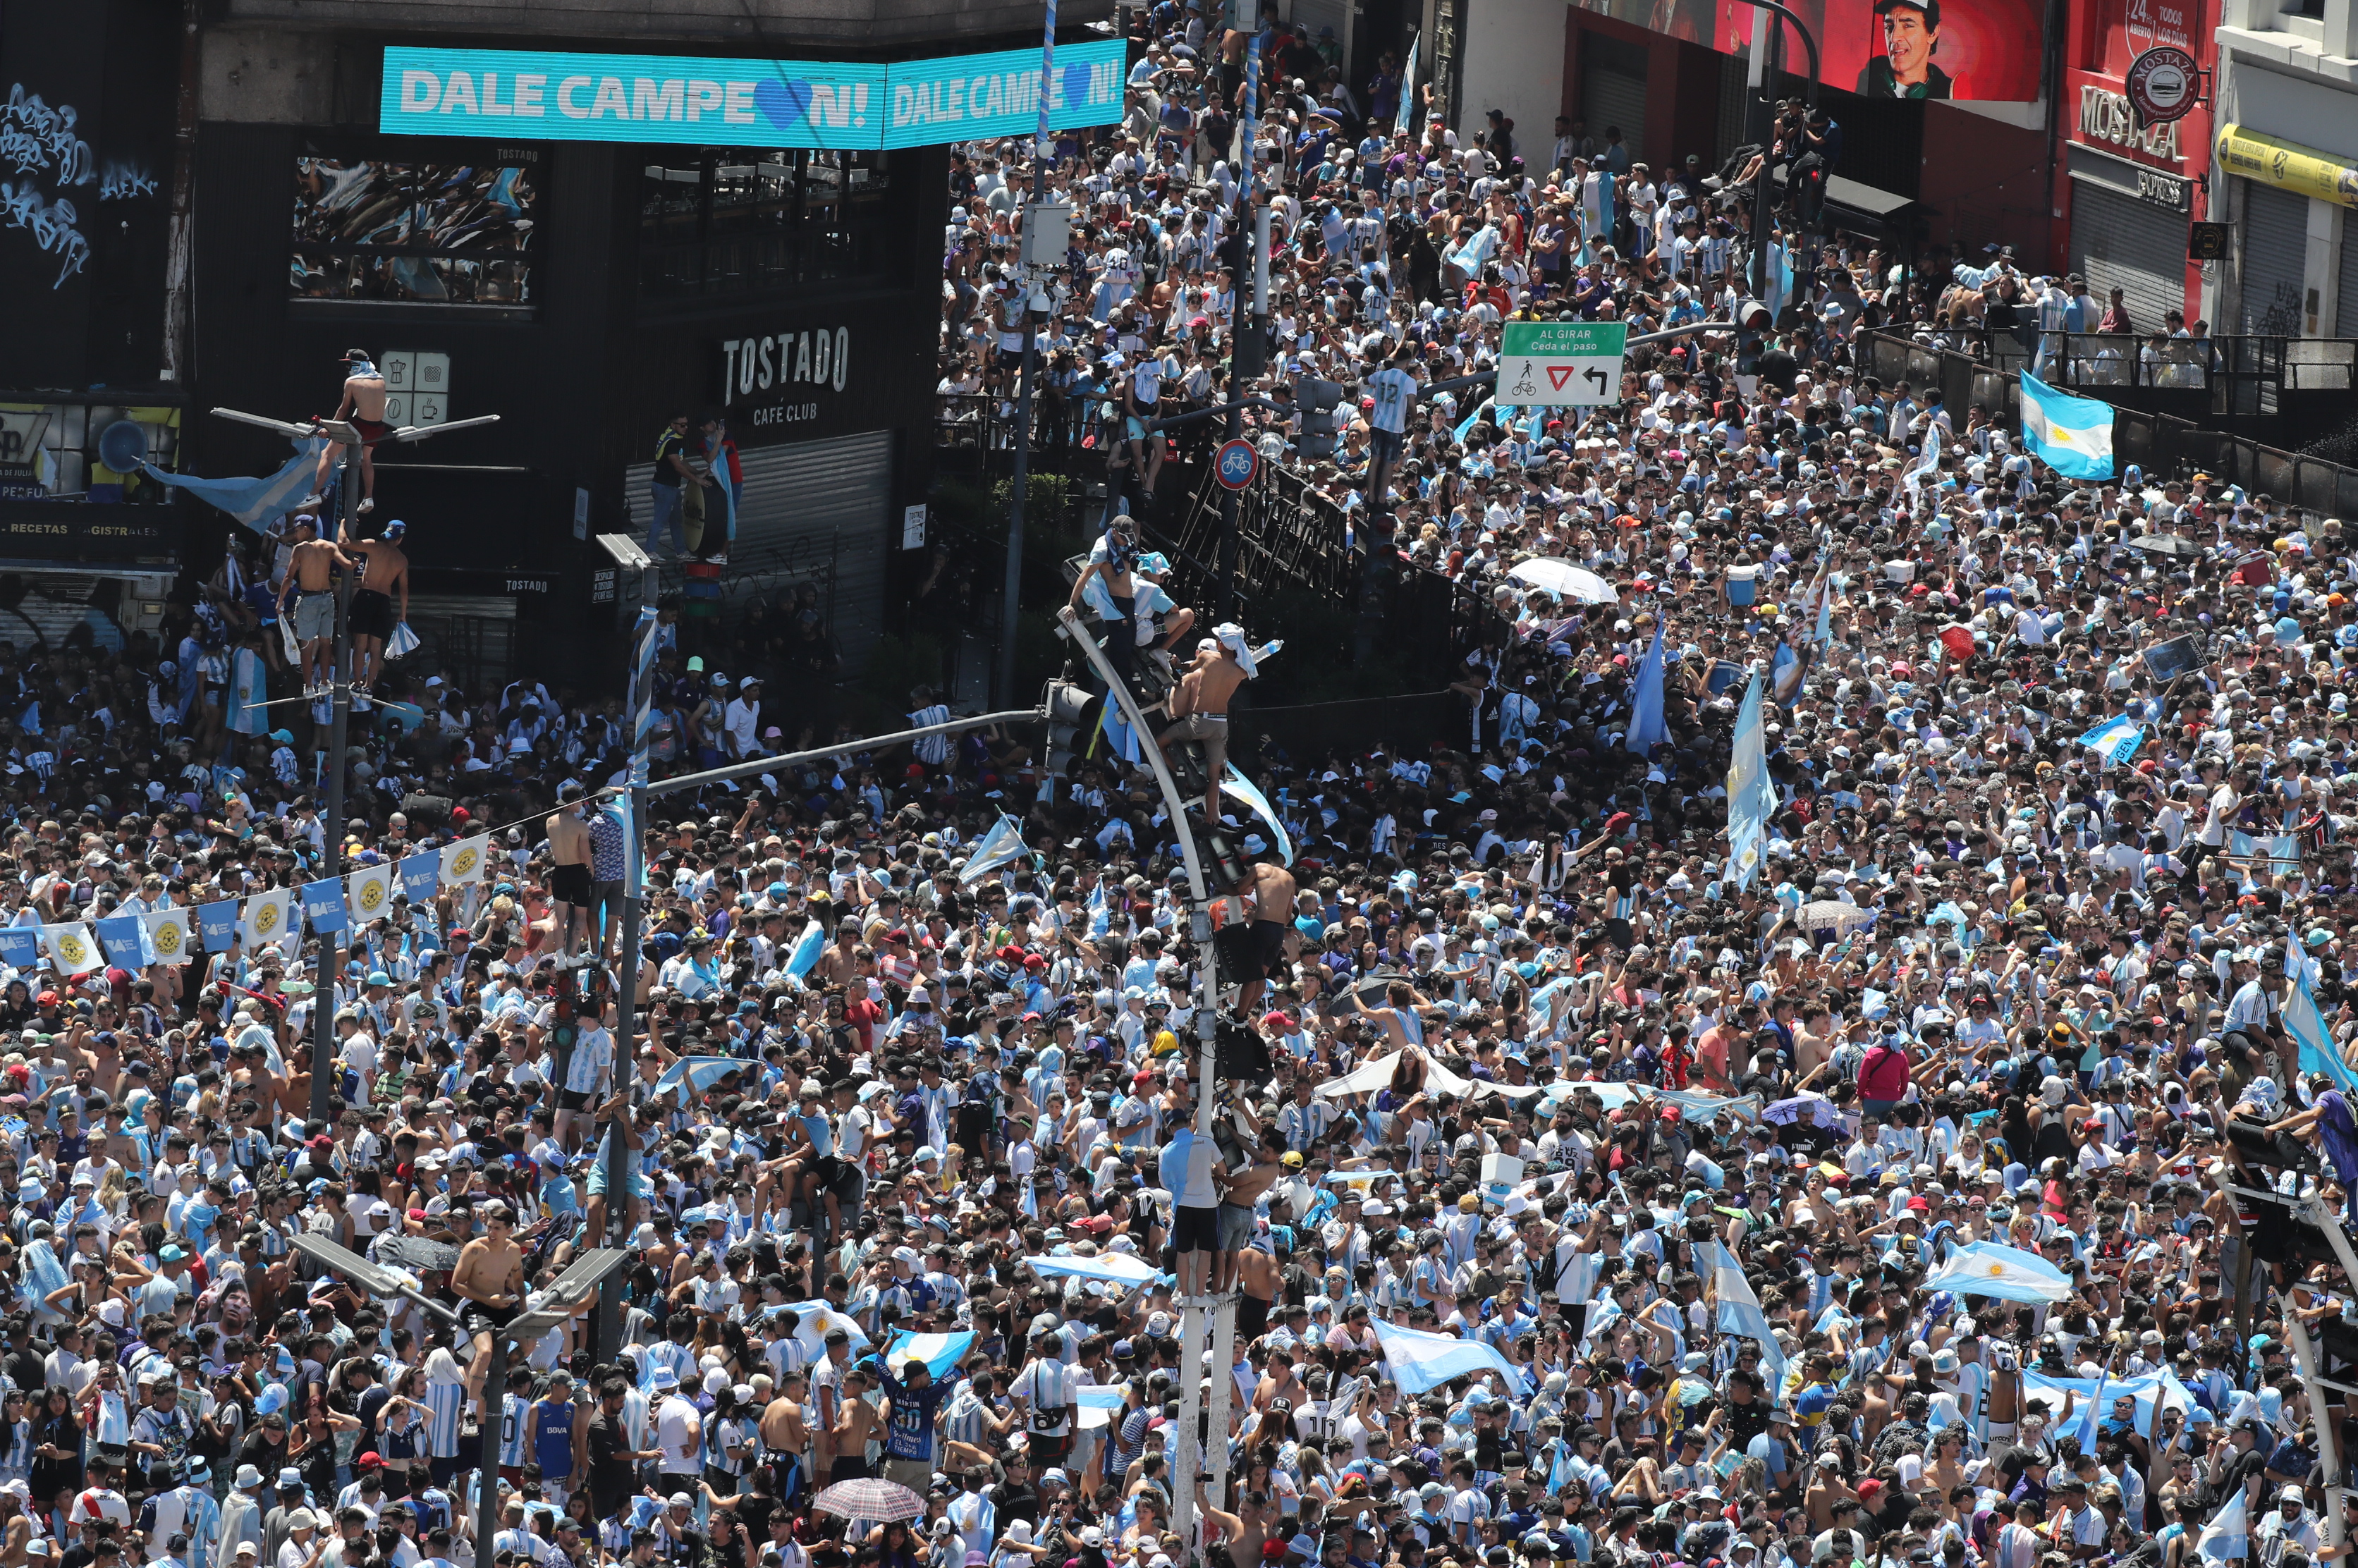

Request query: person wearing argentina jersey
[
  {"left": 551, "top": 994, "right": 613, "bottom": 1153},
  {"left": 497, "top": 1365, "right": 535, "bottom": 1478}
]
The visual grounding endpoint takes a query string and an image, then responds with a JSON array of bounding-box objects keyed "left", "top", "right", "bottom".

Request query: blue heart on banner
[
  {"left": 755, "top": 78, "right": 815, "bottom": 134},
  {"left": 1059, "top": 61, "right": 1094, "bottom": 112}
]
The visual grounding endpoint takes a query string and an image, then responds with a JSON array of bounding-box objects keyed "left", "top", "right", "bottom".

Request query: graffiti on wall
[{"left": 0, "top": 83, "right": 154, "bottom": 289}]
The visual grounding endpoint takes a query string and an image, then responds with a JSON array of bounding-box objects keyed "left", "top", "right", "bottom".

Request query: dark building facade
[{"left": 0, "top": 0, "right": 1096, "bottom": 680}]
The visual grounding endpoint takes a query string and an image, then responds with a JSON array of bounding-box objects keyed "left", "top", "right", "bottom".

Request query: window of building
[
  {"left": 291, "top": 149, "right": 539, "bottom": 312},
  {"left": 640, "top": 149, "right": 893, "bottom": 300}
]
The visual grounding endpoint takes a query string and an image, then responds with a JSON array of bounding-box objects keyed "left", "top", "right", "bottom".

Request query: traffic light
[
  {"left": 1295, "top": 377, "right": 1346, "bottom": 459},
  {"left": 1044, "top": 679, "right": 1102, "bottom": 777}
]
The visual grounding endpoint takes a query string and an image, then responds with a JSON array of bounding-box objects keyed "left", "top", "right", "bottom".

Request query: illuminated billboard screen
[
  {"left": 1575, "top": 0, "right": 2039, "bottom": 99},
  {"left": 377, "top": 41, "right": 1130, "bottom": 150}
]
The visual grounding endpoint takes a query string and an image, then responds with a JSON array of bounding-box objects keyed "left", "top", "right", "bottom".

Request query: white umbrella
[
  {"left": 1796, "top": 900, "right": 1877, "bottom": 935},
  {"left": 1508, "top": 558, "right": 1618, "bottom": 604}
]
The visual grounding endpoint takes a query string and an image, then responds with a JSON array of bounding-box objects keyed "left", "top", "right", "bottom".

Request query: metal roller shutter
[
  {"left": 627, "top": 429, "right": 895, "bottom": 673},
  {"left": 2337, "top": 224, "right": 2358, "bottom": 339},
  {"left": 1582, "top": 35, "right": 1649, "bottom": 163},
  {"left": 1288, "top": 0, "right": 1348, "bottom": 69},
  {"left": 2067, "top": 181, "right": 2184, "bottom": 341},
  {"left": 2238, "top": 180, "right": 2309, "bottom": 336}
]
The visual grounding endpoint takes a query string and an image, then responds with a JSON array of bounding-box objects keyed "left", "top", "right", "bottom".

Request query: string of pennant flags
[{"left": 6, "top": 834, "right": 496, "bottom": 978}]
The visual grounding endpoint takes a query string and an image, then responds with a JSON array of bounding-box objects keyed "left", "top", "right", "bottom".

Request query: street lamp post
[
  {"left": 207, "top": 408, "right": 498, "bottom": 1125},
  {"left": 592, "top": 532, "right": 659, "bottom": 1362}
]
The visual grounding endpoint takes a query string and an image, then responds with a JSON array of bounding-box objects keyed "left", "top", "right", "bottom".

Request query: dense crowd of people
[{"left": 0, "top": 21, "right": 2350, "bottom": 1568}]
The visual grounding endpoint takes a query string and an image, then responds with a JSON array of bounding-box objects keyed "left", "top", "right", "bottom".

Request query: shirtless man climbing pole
[
  {"left": 303, "top": 348, "right": 392, "bottom": 515},
  {"left": 546, "top": 781, "right": 595, "bottom": 968},
  {"left": 342, "top": 517, "right": 409, "bottom": 703},
  {"left": 1161, "top": 637, "right": 1247, "bottom": 817},
  {"left": 275, "top": 515, "right": 358, "bottom": 699},
  {"left": 1223, "top": 855, "right": 1299, "bottom": 1012},
  {"left": 452, "top": 1199, "right": 527, "bottom": 1414}
]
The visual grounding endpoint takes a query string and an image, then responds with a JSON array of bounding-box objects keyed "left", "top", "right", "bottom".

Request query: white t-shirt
[{"left": 654, "top": 1392, "right": 703, "bottom": 1472}]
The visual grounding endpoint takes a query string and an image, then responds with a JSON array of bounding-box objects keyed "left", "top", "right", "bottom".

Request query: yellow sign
[
  {"left": 154, "top": 921, "right": 182, "bottom": 957},
  {"left": 2215, "top": 123, "right": 2358, "bottom": 209}
]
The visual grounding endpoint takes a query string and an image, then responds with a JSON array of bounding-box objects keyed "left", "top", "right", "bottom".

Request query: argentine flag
[
  {"left": 139, "top": 434, "right": 332, "bottom": 533},
  {"left": 1708, "top": 1242, "right": 1788, "bottom": 1383},
  {"left": 2285, "top": 974, "right": 2357, "bottom": 1094},
  {"left": 958, "top": 813, "right": 1031, "bottom": 886},
  {"left": 782, "top": 917, "right": 827, "bottom": 982},
  {"left": 2077, "top": 713, "right": 2144, "bottom": 767},
  {"left": 2019, "top": 372, "right": 2116, "bottom": 481},
  {"left": 1922, "top": 1239, "right": 2075, "bottom": 1303},
  {"left": 2196, "top": 1488, "right": 2247, "bottom": 1563},
  {"left": 1221, "top": 765, "right": 1295, "bottom": 866},
  {"left": 1723, "top": 670, "right": 1775, "bottom": 892}
]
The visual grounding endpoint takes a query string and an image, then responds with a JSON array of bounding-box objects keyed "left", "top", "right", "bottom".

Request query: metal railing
[
  {"left": 1859, "top": 329, "right": 2358, "bottom": 519},
  {"left": 1876, "top": 327, "right": 2358, "bottom": 404}
]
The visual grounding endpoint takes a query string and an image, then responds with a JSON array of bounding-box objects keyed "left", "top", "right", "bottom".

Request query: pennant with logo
[
  {"left": 92, "top": 916, "right": 156, "bottom": 969},
  {"left": 0, "top": 928, "right": 39, "bottom": 970},
  {"left": 240, "top": 888, "right": 298, "bottom": 951},
  {"left": 440, "top": 834, "right": 492, "bottom": 885},
  {"left": 198, "top": 900, "right": 241, "bottom": 951},
  {"left": 398, "top": 850, "right": 440, "bottom": 904},
  {"left": 42, "top": 924, "right": 103, "bottom": 976},
  {"left": 138, "top": 906, "right": 195, "bottom": 967},
  {"left": 346, "top": 862, "right": 396, "bottom": 926},
  {"left": 300, "top": 879, "right": 349, "bottom": 935}
]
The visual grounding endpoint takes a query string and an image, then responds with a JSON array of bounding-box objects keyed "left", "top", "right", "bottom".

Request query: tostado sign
[{"left": 717, "top": 328, "right": 853, "bottom": 431}]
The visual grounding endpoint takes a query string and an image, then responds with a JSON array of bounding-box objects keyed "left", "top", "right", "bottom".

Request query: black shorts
[
  {"left": 465, "top": 1301, "right": 520, "bottom": 1337},
  {"left": 558, "top": 1087, "right": 593, "bottom": 1112},
  {"left": 1216, "top": 919, "right": 1288, "bottom": 982},
  {"left": 350, "top": 588, "right": 396, "bottom": 639},
  {"left": 1369, "top": 427, "right": 1405, "bottom": 466},
  {"left": 1173, "top": 1203, "right": 1218, "bottom": 1256},
  {"left": 550, "top": 862, "right": 594, "bottom": 904}
]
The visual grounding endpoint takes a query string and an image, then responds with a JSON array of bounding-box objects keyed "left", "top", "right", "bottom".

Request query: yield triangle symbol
[{"left": 1546, "top": 365, "right": 1577, "bottom": 390}]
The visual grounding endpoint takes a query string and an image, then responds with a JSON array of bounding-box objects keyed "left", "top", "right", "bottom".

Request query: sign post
[{"left": 1496, "top": 321, "right": 1629, "bottom": 405}]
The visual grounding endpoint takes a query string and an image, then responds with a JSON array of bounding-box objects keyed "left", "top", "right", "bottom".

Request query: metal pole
[
  {"left": 1056, "top": 607, "right": 1225, "bottom": 1542},
  {"left": 635, "top": 709, "right": 1044, "bottom": 801},
  {"left": 1748, "top": 8, "right": 1780, "bottom": 300},
  {"left": 594, "top": 558, "right": 659, "bottom": 1362},
  {"left": 2282, "top": 1305, "right": 2345, "bottom": 1552},
  {"left": 475, "top": 1332, "right": 509, "bottom": 1562},
  {"left": 998, "top": 0, "right": 1060, "bottom": 709},
  {"left": 307, "top": 451, "right": 355, "bottom": 1127}
]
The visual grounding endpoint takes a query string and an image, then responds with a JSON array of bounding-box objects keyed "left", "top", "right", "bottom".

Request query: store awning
[{"left": 2216, "top": 123, "right": 2358, "bottom": 209}]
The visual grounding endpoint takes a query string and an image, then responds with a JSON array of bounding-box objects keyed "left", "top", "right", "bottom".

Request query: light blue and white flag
[
  {"left": 1625, "top": 620, "right": 1667, "bottom": 756},
  {"left": 882, "top": 1330, "right": 978, "bottom": 1381},
  {"left": 1724, "top": 670, "right": 1775, "bottom": 891},
  {"left": 2285, "top": 974, "right": 2357, "bottom": 1094},
  {"left": 1371, "top": 1320, "right": 1521, "bottom": 1397},
  {"left": 2077, "top": 714, "right": 2144, "bottom": 767},
  {"left": 1921, "top": 1239, "right": 2075, "bottom": 1303},
  {"left": 2196, "top": 1487, "right": 2247, "bottom": 1563},
  {"left": 1025, "top": 1251, "right": 1166, "bottom": 1289},
  {"left": 959, "top": 812, "right": 1031, "bottom": 885},
  {"left": 1221, "top": 765, "right": 1295, "bottom": 866},
  {"left": 1707, "top": 1241, "right": 1788, "bottom": 1382},
  {"left": 2019, "top": 372, "right": 2116, "bottom": 482},
  {"left": 783, "top": 917, "right": 828, "bottom": 982},
  {"left": 2074, "top": 1371, "right": 2109, "bottom": 1450},
  {"left": 139, "top": 436, "right": 331, "bottom": 533},
  {"left": 1395, "top": 32, "right": 1419, "bottom": 136},
  {"left": 652, "top": 1055, "right": 758, "bottom": 1100},
  {"left": 1239, "top": 30, "right": 1260, "bottom": 204}
]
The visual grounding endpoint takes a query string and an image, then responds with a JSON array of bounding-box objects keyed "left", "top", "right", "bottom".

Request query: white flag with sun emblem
[
  {"left": 138, "top": 906, "right": 196, "bottom": 967},
  {"left": 240, "top": 887, "right": 298, "bottom": 952},
  {"left": 346, "top": 862, "right": 396, "bottom": 927},
  {"left": 440, "top": 834, "right": 492, "bottom": 885},
  {"left": 42, "top": 923, "right": 103, "bottom": 976}
]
